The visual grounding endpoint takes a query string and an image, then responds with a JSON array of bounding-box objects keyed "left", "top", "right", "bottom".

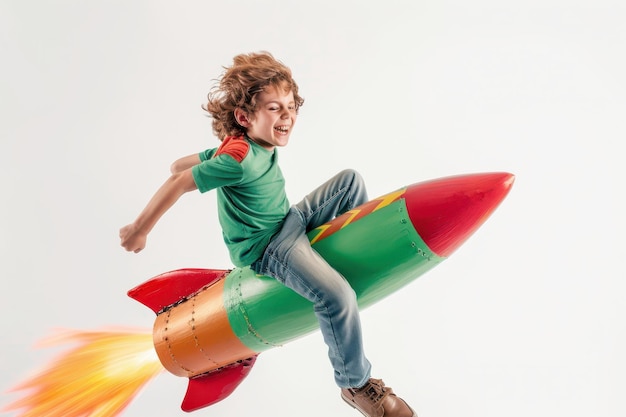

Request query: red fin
[
  {"left": 127, "top": 268, "right": 229, "bottom": 313},
  {"left": 181, "top": 355, "right": 258, "bottom": 412}
]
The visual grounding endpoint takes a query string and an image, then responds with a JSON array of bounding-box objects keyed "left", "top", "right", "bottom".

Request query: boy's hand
[
  {"left": 119, "top": 223, "right": 147, "bottom": 253},
  {"left": 118, "top": 169, "right": 197, "bottom": 254}
]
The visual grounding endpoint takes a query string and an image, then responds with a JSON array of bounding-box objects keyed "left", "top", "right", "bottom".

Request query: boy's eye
[{"left": 266, "top": 105, "right": 296, "bottom": 112}]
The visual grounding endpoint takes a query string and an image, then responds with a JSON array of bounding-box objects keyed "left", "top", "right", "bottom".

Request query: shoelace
[{"left": 361, "top": 379, "right": 390, "bottom": 404}]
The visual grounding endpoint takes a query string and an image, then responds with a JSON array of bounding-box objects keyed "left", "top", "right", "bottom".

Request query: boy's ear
[{"left": 234, "top": 108, "right": 251, "bottom": 128}]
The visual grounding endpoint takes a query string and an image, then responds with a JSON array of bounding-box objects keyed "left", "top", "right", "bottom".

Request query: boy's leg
[
  {"left": 253, "top": 169, "right": 417, "bottom": 416},
  {"left": 253, "top": 169, "right": 371, "bottom": 388},
  {"left": 293, "top": 168, "right": 372, "bottom": 387},
  {"left": 259, "top": 216, "right": 372, "bottom": 388}
]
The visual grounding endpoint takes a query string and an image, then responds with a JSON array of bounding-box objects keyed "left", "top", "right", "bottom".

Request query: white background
[{"left": 1, "top": 1, "right": 624, "bottom": 416}]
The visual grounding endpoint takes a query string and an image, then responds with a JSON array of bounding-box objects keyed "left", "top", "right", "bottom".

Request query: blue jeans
[{"left": 251, "top": 169, "right": 372, "bottom": 389}]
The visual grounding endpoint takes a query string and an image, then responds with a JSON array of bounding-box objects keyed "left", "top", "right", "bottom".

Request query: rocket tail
[{"left": 128, "top": 268, "right": 260, "bottom": 412}]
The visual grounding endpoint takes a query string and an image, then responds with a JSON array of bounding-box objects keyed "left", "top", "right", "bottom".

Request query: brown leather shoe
[{"left": 341, "top": 378, "right": 417, "bottom": 417}]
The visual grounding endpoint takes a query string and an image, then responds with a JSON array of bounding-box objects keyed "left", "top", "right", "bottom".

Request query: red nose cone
[{"left": 404, "top": 172, "right": 515, "bottom": 257}]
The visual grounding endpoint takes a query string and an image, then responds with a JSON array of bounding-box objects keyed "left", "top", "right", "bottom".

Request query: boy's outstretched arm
[
  {"left": 170, "top": 154, "right": 201, "bottom": 174},
  {"left": 120, "top": 169, "right": 198, "bottom": 253}
]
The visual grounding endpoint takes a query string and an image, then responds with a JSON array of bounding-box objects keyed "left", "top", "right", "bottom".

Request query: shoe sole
[
  {"left": 341, "top": 393, "right": 370, "bottom": 417},
  {"left": 341, "top": 392, "right": 418, "bottom": 417}
]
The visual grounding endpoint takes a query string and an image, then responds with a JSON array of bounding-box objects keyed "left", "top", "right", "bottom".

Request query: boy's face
[{"left": 241, "top": 85, "right": 297, "bottom": 151}]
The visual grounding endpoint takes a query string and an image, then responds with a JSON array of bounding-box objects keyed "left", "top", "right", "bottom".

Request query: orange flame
[{"left": 3, "top": 328, "right": 164, "bottom": 417}]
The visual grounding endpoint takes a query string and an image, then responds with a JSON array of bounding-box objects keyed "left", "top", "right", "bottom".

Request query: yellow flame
[{"left": 3, "top": 327, "right": 164, "bottom": 417}]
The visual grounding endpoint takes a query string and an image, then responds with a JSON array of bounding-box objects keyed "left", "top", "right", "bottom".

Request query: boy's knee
[
  {"left": 340, "top": 168, "right": 361, "bottom": 180},
  {"left": 338, "top": 169, "right": 364, "bottom": 189},
  {"left": 329, "top": 279, "right": 358, "bottom": 307}
]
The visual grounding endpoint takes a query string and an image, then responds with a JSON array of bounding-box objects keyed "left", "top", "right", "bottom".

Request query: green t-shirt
[{"left": 191, "top": 136, "right": 289, "bottom": 267}]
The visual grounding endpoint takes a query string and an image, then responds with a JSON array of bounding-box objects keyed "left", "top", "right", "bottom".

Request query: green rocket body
[{"left": 225, "top": 195, "right": 441, "bottom": 351}]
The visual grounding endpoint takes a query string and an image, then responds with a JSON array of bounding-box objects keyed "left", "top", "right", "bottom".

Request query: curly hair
[{"left": 203, "top": 52, "right": 305, "bottom": 140}]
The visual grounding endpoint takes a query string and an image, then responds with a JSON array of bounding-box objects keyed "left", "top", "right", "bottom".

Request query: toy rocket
[{"left": 127, "top": 171, "right": 515, "bottom": 412}]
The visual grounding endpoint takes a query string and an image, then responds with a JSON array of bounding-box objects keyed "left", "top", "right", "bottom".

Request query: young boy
[{"left": 120, "top": 51, "right": 416, "bottom": 417}]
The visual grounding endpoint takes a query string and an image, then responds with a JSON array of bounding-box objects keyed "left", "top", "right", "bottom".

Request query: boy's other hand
[{"left": 119, "top": 224, "right": 147, "bottom": 253}]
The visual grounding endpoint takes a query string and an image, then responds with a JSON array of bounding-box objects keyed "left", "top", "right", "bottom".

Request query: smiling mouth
[{"left": 274, "top": 126, "right": 289, "bottom": 134}]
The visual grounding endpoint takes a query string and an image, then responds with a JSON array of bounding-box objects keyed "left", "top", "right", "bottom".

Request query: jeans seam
[{"left": 305, "top": 183, "right": 351, "bottom": 225}]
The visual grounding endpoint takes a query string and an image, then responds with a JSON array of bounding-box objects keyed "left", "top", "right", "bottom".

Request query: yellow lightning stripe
[
  {"left": 309, "top": 223, "right": 333, "bottom": 245},
  {"left": 340, "top": 189, "right": 405, "bottom": 229},
  {"left": 339, "top": 209, "right": 361, "bottom": 229},
  {"left": 373, "top": 189, "right": 406, "bottom": 211}
]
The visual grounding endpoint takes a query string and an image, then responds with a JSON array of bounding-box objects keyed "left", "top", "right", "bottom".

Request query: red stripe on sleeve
[{"left": 214, "top": 136, "right": 250, "bottom": 163}]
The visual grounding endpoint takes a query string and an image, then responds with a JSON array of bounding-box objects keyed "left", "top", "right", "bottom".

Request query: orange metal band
[{"left": 153, "top": 278, "right": 256, "bottom": 377}]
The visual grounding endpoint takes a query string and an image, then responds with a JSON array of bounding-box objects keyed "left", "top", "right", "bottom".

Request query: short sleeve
[
  {"left": 191, "top": 154, "right": 244, "bottom": 193},
  {"left": 199, "top": 148, "right": 217, "bottom": 162}
]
